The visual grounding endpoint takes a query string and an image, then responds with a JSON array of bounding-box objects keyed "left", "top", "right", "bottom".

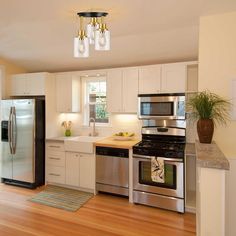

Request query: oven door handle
[{"left": 132, "top": 154, "right": 183, "bottom": 162}]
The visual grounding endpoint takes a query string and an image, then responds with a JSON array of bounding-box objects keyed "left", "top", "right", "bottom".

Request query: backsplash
[
  {"left": 56, "top": 112, "right": 195, "bottom": 143},
  {"left": 186, "top": 119, "right": 197, "bottom": 143},
  {"left": 57, "top": 113, "right": 142, "bottom": 138}
]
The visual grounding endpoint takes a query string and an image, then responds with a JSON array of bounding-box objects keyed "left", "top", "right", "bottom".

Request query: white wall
[
  {"left": 199, "top": 11, "right": 236, "bottom": 236},
  {"left": 0, "top": 58, "right": 27, "bottom": 98},
  {"left": 199, "top": 11, "right": 236, "bottom": 158}
]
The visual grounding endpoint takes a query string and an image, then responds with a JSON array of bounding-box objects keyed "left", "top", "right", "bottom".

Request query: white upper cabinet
[
  {"left": 11, "top": 72, "right": 47, "bottom": 96},
  {"left": 55, "top": 73, "right": 80, "bottom": 113},
  {"left": 123, "top": 68, "right": 139, "bottom": 113},
  {"left": 139, "top": 65, "right": 161, "bottom": 94},
  {"left": 106, "top": 69, "right": 123, "bottom": 113},
  {"left": 11, "top": 74, "right": 27, "bottom": 96},
  {"left": 161, "top": 63, "right": 186, "bottom": 93},
  {"left": 138, "top": 63, "right": 187, "bottom": 94},
  {"left": 107, "top": 67, "right": 139, "bottom": 113}
]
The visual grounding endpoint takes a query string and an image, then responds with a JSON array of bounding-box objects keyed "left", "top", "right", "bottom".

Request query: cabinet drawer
[
  {"left": 46, "top": 150, "right": 65, "bottom": 167},
  {"left": 46, "top": 142, "right": 64, "bottom": 151},
  {"left": 46, "top": 166, "right": 65, "bottom": 184}
]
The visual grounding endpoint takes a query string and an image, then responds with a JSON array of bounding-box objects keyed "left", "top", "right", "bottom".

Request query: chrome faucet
[{"left": 89, "top": 117, "right": 97, "bottom": 136}]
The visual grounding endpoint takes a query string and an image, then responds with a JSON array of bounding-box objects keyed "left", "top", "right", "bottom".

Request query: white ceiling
[{"left": 0, "top": 0, "right": 236, "bottom": 72}]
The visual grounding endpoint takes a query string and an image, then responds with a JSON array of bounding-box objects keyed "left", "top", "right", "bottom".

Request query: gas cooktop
[{"left": 133, "top": 140, "right": 185, "bottom": 159}]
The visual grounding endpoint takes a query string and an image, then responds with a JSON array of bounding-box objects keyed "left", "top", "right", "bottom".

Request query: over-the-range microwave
[{"left": 138, "top": 93, "right": 185, "bottom": 120}]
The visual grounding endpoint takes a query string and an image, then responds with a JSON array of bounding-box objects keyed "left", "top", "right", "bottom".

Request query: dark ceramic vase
[{"left": 197, "top": 119, "right": 214, "bottom": 143}]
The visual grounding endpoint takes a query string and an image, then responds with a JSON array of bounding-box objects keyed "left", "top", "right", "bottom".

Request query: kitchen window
[{"left": 84, "top": 76, "right": 109, "bottom": 125}]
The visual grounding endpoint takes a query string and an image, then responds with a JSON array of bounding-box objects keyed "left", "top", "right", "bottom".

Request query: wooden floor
[{"left": 0, "top": 184, "right": 196, "bottom": 236}]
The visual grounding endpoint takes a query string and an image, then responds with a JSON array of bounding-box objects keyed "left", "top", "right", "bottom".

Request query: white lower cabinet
[
  {"left": 79, "top": 153, "right": 95, "bottom": 190},
  {"left": 46, "top": 141, "right": 66, "bottom": 184},
  {"left": 65, "top": 152, "right": 80, "bottom": 187},
  {"left": 46, "top": 142, "right": 95, "bottom": 191},
  {"left": 65, "top": 152, "right": 95, "bottom": 190}
]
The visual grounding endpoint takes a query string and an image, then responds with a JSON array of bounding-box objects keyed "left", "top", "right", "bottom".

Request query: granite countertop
[
  {"left": 185, "top": 143, "right": 196, "bottom": 156},
  {"left": 195, "top": 140, "right": 230, "bottom": 170},
  {"left": 94, "top": 136, "right": 141, "bottom": 149}
]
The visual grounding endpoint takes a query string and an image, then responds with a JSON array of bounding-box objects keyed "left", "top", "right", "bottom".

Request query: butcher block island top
[{"left": 94, "top": 136, "right": 141, "bottom": 149}]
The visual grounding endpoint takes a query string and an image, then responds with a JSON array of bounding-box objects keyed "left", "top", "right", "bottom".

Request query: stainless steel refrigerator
[{"left": 1, "top": 99, "right": 45, "bottom": 188}]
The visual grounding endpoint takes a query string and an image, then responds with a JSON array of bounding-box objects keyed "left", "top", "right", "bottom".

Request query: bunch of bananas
[{"left": 114, "top": 132, "right": 135, "bottom": 137}]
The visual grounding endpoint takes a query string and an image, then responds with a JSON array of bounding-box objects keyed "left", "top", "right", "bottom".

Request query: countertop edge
[
  {"left": 94, "top": 137, "right": 141, "bottom": 149},
  {"left": 195, "top": 140, "right": 230, "bottom": 170}
]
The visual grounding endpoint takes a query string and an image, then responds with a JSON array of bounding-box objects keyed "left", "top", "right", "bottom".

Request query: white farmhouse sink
[{"left": 64, "top": 136, "right": 104, "bottom": 153}]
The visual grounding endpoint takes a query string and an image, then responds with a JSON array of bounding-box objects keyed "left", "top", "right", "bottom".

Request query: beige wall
[
  {"left": 0, "top": 57, "right": 27, "bottom": 98},
  {"left": 199, "top": 11, "right": 236, "bottom": 158}
]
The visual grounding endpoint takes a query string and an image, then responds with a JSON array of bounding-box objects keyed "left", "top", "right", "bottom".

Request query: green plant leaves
[{"left": 186, "top": 90, "right": 231, "bottom": 126}]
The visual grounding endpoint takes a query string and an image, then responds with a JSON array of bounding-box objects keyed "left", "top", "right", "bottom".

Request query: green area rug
[{"left": 29, "top": 185, "right": 94, "bottom": 212}]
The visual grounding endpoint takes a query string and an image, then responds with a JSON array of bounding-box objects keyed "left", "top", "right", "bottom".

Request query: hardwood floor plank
[{"left": 0, "top": 184, "right": 196, "bottom": 236}]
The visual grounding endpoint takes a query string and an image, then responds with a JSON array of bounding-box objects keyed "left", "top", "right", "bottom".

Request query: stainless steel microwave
[{"left": 138, "top": 93, "right": 185, "bottom": 120}]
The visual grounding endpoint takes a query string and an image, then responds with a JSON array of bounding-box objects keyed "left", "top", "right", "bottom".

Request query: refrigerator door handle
[
  {"left": 8, "top": 108, "right": 13, "bottom": 154},
  {"left": 11, "top": 107, "right": 17, "bottom": 155}
]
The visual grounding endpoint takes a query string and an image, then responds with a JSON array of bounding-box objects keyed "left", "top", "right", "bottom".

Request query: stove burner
[{"left": 133, "top": 139, "right": 185, "bottom": 159}]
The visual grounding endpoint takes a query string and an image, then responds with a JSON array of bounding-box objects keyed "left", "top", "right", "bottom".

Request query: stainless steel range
[{"left": 133, "top": 120, "right": 186, "bottom": 213}]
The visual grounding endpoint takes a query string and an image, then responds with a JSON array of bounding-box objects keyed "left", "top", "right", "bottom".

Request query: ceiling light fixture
[{"left": 74, "top": 12, "right": 110, "bottom": 58}]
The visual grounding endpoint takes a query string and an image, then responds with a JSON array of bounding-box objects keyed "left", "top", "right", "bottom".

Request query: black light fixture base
[{"left": 77, "top": 12, "right": 108, "bottom": 17}]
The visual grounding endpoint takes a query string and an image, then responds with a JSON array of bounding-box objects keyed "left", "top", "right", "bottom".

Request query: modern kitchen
[{"left": 0, "top": 1, "right": 236, "bottom": 236}]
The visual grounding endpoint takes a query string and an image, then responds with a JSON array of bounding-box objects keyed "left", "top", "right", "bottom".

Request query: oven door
[{"left": 133, "top": 154, "right": 184, "bottom": 198}]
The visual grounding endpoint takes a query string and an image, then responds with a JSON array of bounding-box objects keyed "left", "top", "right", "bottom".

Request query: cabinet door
[
  {"left": 123, "top": 68, "right": 139, "bottom": 113},
  {"left": 139, "top": 65, "right": 161, "bottom": 94},
  {"left": 79, "top": 154, "right": 95, "bottom": 190},
  {"left": 11, "top": 74, "right": 27, "bottom": 96},
  {"left": 56, "top": 74, "right": 72, "bottom": 113},
  {"left": 161, "top": 63, "right": 186, "bottom": 93},
  {"left": 106, "top": 69, "right": 123, "bottom": 113},
  {"left": 65, "top": 152, "right": 79, "bottom": 187},
  {"left": 26, "top": 73, "right": 45, "bottom": 95}
]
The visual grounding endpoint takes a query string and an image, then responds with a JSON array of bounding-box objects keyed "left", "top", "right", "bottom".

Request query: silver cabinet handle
[
  {"left": 49, "top": 157, "right": 60, "bottom": 160},
  {"left": 49, "top": 145, "right": 60, "bottom": 148},
  {"left": 49, "top": 173, "right": 60, "bottom": 176}
]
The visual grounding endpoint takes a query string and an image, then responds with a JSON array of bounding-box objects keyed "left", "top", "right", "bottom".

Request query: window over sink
[{"left": 83, "top": 76, "right": 109, "bottom": 125}]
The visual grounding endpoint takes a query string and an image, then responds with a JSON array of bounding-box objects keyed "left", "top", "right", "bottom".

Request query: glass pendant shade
[
  {"left": 95, "top": 29, "right": 110, "bottom": 51},
  {"left": 87, "top": 21, "right": 99, "bottom": 44},
  {"left": 74, "top": 12, "right": 110, "bottom": 57},
  {"left": 74, "top": 36, "right": 89, "bottom": 58}
]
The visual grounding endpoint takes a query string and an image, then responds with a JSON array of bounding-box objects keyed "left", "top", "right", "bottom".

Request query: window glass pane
[{"left": 86, "top": 79, "right": 109, "bottom": 124}]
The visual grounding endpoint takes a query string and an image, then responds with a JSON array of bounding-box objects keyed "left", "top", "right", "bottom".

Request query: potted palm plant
[{"left": 187, "top": 90, "right": 231, "bottom": 143}]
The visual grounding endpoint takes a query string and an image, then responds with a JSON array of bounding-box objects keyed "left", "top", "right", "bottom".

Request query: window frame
[{"left": 82, "top": 76, "right": 110, "bottom": 127}]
